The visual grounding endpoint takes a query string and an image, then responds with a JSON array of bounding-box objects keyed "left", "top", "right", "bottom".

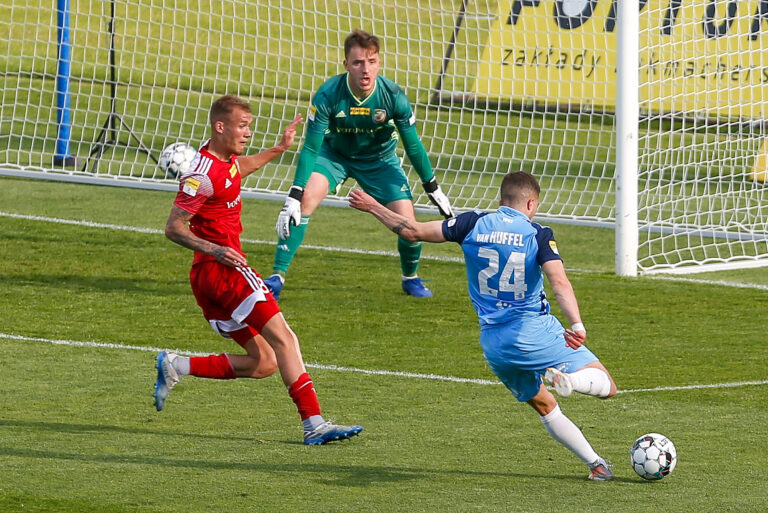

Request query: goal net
[{"left": 1, "top": 0, "right": 767, "bottom": 274}]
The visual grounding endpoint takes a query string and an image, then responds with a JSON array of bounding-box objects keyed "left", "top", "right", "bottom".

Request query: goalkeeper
[{"left": 265, "top": 29, "right": 454, "bottom": 300}]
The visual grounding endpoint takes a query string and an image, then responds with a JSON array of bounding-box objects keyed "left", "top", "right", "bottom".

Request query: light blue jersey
[
  {"left": 442, "top": 206, "right": 559, "bottom": 326},
  {"left": 443, "top": 206, "right": 597, "bottom": 402}
]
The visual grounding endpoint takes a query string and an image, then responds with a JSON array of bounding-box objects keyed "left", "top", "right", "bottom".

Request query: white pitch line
[
  {"left": 0, "top": 211, "right": 464, "bottom": 264},
  {"left": 646, "top": 274, "right": 768, "bottom": 291},
  {"left": 3, "top": 210, "right": 768, "bottom": 289},
  {"left": 3, "top": 333, "right": 766, "bottom": 394},
  {"left": 615, "top": 381, "right": 768, "bottom": 394},
  {"left": 0, "top": 211, "right": 163, "bottom": 235}
]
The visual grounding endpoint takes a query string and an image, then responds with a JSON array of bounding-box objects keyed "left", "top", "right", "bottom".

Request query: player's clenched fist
[{"left": 564, "top": 327, "right": 586, "bottom": 350}]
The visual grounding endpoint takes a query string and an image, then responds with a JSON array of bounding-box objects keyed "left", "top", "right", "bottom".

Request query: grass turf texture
[{"left": 1, "top": 177, "right": 767, "bottom": 512}]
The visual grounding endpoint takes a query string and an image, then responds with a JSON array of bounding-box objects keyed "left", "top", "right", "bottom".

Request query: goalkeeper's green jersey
[{"left": 292, "top": 72, "right": 434, "bottom": 188}]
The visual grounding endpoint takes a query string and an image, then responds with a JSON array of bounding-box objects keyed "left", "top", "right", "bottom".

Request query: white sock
[
  {"left": 540, "top": 404, "right": 599, "bottom": 465},
  {"left": 303, "top": 414, "right": 326, "bottom": 431},
  {"left": 568, "top": 368, "right": 612, "bottom": 397},
  {"left": 171, "top": 355, "right": 191, "bottom": 377}
]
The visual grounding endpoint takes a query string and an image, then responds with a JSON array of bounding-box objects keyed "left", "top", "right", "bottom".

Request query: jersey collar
[
  {"left": 345, "top": 73, "right": 377, "bottom": 106},
  {"left": 498, "top": 205, "right": 527, "bottom": 218},
  {"left": 200, "top": 142, "right": 236, "bottom": 164}
]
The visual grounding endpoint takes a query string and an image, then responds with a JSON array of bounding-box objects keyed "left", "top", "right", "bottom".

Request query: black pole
[
  {"left": 431, "top": 0, "right": 469, "bottom": 106},
  {"left": 107, "top": 0, "right": 117, "bottom": 143},
  {"left": 83, "top": 0, "right": 157, "bottom": 172}
]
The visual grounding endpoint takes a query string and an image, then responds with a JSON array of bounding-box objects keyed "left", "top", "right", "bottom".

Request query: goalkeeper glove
[
  {"left": 422, "top": 177, "right": 454, "bottom": 219},
  {"left": 276, "top": 185, "right": 303, "bottom": 240}
]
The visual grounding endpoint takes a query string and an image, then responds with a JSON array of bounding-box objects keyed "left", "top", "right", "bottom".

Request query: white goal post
[{"left": 2, "top": 0, "right": 767, "bottom": 275}]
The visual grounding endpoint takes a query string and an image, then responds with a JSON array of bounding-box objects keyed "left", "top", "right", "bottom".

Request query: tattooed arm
[
  {"left": 164, "top": 205, "right": 247, "bottom": 268},
  {"left": 348, "top": 189, "right": 446, "bottom": 243}
]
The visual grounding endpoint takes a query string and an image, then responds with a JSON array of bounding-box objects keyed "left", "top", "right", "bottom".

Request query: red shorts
[{"left": 189, "top": 261, "right": 280, "bottom": 341}]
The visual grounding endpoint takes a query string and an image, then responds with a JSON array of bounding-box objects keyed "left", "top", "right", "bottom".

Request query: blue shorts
[{"left": 480, "top": 314, "right": 598, "bottom": 402}]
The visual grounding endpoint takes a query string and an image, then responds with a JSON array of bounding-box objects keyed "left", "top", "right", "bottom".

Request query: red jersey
[{"left": 173, "top": 143, "right": 244, "bottom": 265}]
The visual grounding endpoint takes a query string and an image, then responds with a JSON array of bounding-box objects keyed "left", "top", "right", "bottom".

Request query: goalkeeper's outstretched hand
[
  {"left": 276, "top": 185, "right": 303, "bottom": 240},
  {"left": 422, "top": 177, "right": 454, "bottom": 219}
]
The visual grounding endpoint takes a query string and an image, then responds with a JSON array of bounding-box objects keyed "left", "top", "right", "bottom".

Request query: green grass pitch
[{"left": 0, "top": 177, "right": 767, "bottom": 512}]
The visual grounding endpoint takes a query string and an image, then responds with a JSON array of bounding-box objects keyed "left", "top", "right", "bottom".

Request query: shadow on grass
[
  {"left": 1, "top": 273, "right": 185, "bottom": 296},
  {"left": 0, "top": 418, "right": 254, "bottom": 442},
  {"left": 0, "top": 440, "right": 640, "bottom": 486}
]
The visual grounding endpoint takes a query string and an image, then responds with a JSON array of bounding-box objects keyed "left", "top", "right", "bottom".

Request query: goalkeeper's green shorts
[{"left": 314, "top": 146, "right": 413, "bottom": 205}]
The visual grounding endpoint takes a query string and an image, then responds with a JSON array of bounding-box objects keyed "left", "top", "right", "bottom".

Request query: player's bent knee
[
  {"left": 581, "top": 361, "right": 617, "bottom": 398},
  {"left": 594, "top": 376, "right": 617, "bottom": 399},
  {"left": 251, "top": 362, "right": 278, "bottom": 379},
  {"left": 243, "top": 355, "right": 278, "bottom": 379},
  {"left": 258, "top": 354, "right": 279, "bottom": 378}
]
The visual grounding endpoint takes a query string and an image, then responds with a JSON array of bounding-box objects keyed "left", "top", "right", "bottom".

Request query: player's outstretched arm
[
  {"left": 541, "top": 259, "right": 586, "bottom": 349},
  {"left": 165, "top": 205, "right": 247, "bottom": 268},
  {"left": 239, "top": 113, "right": 302, "bottom": 178},
  {"left": 399, "top": 128, "right": 455, "bottom": 219},
  {"left": 349, "top": 189, "right": 446, "bottom": 243}
]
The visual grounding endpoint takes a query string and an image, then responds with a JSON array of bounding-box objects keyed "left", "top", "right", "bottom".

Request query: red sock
[
  {"left": 288, "top": 372, "right": 322, "bottom": 420},
  {"left": 190, "top": 353, "right": 236, "bottom": 379}
]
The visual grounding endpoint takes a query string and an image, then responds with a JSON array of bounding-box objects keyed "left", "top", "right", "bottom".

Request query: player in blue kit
[{"left": 350, "top": 171, "right": 617, "bottom": 480}]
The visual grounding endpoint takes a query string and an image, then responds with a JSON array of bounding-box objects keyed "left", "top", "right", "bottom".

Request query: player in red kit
[{"left": 156, "top": 94, "right": 362, "bottom": 445}]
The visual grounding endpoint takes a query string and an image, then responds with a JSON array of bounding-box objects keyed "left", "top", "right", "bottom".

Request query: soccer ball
[
  {"left": 158, "top": 142, "right": 198, "bottom": 178},
  {"left": 630, "top": 433, "right": 677, "bottom": 480}
]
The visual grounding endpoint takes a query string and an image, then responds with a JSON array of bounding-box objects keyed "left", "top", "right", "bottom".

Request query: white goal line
[
  {"left": 3, "top": 210, "right": 768, "bottom": 290},
  {"left": 3, "top": 333, "right": 766, "bottom": 395}
]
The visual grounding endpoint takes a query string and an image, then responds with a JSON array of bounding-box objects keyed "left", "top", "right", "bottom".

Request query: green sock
[
  {"left": 398, "top": 236, "right": 422, "bottom": 277},
  {"left": 273, "top": 216, "right": 310, "bottom": 275}
]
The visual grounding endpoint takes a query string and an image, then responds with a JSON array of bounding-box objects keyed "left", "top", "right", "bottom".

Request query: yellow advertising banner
[{"left": 473, "top": 0, "right": 768, "bottom": 118}]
